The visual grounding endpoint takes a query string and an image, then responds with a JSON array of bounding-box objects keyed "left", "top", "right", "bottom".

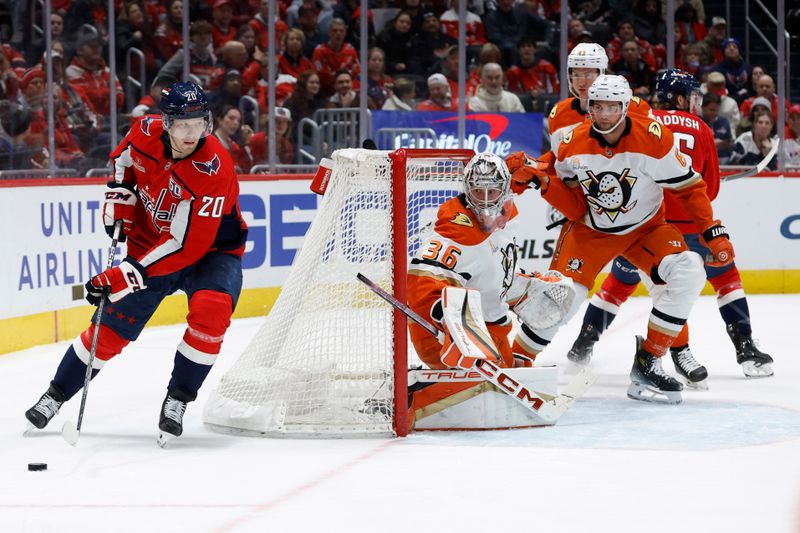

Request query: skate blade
[
  {"left": 677, "top": 375, "right": 709, "bottom": 391},
  {"left": 62, "top": 421, "right": 79, "bottom": 446},
  {"left": 741, "top": 361, "right": 774, "bottom": 378},
  {"left": 627, "top": 382, "right": 682, "bottom": 405},
  {"left": 23, "top": 423, "right": 37, "bottom": 437},
  {"left": 157, "top": 432, "right": 175, "bottom": 448}
]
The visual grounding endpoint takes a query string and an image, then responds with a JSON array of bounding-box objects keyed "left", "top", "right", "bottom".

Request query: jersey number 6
[{"left": 422, "top": 240, "right": 461, "bottom": 269}]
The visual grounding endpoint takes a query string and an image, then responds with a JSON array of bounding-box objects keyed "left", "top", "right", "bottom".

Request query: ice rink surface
[{"left": 2, "top": 294, "right": 799, "bottom": 533}]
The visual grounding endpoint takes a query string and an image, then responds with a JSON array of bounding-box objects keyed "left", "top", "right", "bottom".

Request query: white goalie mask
[
  {"left": 567, "top": 43, "right": 608, "bottom": 99},
  {"left": 587, "top": 75, "right": 632, "bottom": 135},
  {"left": 463, "top": 152, "right": 513, "bottom": 232}
]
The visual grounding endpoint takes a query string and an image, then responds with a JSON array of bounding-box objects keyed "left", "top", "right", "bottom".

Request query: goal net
[{"left": 203, "top": 148, "right": 473, "bottom": 437}]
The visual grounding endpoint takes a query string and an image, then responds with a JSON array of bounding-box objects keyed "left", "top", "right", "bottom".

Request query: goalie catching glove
[
  {"left": 103, "top": 182, "right": 137, "bottom": 242},
  {"left": 700, "top": 220, "right": 735, "bottom": 267},
  {"left": 506, "top": 270, "right": 576, "bottom": 330},
  {"left": 505, "top": 151, "right": 549, "bottom": 190},
  {"left": 85, "top": 258, "right": 148, "bottom": 305}
]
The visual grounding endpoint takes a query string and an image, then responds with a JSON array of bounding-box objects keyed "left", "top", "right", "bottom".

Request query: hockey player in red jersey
[
  {"left": 507, "top": 75, "right": 735, "bottom": 404},
  {"left": 25, "top": 81, "right": 248, "bottom": 443},
  {"left": 566, "top": 69, "right": 774, "bottom": 382}
]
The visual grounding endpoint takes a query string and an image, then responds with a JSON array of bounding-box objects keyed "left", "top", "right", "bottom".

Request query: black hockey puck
[{"left": 28, "top": 463, "right": 47, "bottom": 472}]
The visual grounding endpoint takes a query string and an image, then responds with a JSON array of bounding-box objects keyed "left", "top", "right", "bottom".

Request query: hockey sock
[
  {"left": 583, "top": 303, "right": 616, "bottom": 332},
  {"left": 53, "top": 346, "right": 100, "bottom": 400},
  {"left": 719, "top": 299, "right": 752, "bottom": 335},
  {"left": 671, "top": 323, "right": 689, "bottom": 348},
  {"left": 709, "top": 265, "right": 751, "bottom": 335},
  {"left": 584, "top": 278, "right": 638, "bottom": 332},
  {"left": 167, "top": 351, "right": 211, "bottom": 398}
]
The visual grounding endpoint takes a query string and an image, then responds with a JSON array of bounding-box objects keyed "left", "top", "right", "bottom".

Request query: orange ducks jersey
[
  {"left": 552, "top": 114, "right": 709, "bottom": 235},
  {"left": 546, "top": 95, "right": 653, "bottom": 157}
]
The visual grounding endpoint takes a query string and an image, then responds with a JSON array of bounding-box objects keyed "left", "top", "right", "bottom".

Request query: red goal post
[{"left": 203, "top": 148, "right": 474, "bottom": 438}]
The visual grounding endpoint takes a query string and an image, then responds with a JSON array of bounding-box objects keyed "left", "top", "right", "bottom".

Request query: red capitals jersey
[
  {"left": 110, "top": 115, "right": 248, "bottom": 277},
  {"left": 654, "top": 109, "right": 720, "bottom": 234}
]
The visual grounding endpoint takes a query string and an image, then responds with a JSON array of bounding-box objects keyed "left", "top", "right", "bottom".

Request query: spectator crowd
[{"left": 0, "top": 0, "right": 796, "bottom": 172}]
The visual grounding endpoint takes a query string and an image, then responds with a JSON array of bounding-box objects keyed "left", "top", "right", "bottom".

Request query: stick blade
[{"left": 62, "top": 421, "right": 80, "bottom": 446}]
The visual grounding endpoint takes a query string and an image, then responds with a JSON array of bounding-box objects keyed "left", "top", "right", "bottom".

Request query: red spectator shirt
[
  {"left": 109, "top": 115, "right": 248, "bottom": 277},
  {"left": 439, "top": 10, "right": 487, "bottom": 45},
  {"left": 605, "top": 37, "right": 657, "bottom": 71},
  {"left": 154, "top": 24, "right": 183, "bottom": 62},
  {"left": 654, "top": 108, "right": 720, "bottom": 234},
  {"left": 65, "top": 58, "right": 124, "bottom": 116},
  {"left": 212, "top": 24, "right": 237, "bottom": 50},
  {"left": 312, "top": 42, "right": 360, "bottom": 94},
  {"left": 249, "top": 15, "right": 288, "bottom": 51},
  {"left": 506, "top": 59, "right": 559, "bottom": 94}
]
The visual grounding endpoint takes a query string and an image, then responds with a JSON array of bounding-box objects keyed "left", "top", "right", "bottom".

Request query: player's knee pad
[
  {"left": 595, "top": 272, "right": 639, "bottom": 308},
  {"left": 708, "top": 264, "right": 744, "bottom": 302},
  {"left": 181, "top": 290, "right": 234, "bottom": 364},
  {"left": 652, "top": 251, "right": 706, "bottom": 319},
  {"left": 75, "top": 324, "right": 130, "bottom": 368}
]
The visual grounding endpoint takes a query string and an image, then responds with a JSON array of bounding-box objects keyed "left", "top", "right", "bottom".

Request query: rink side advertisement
[{"left": 1, "top": 175, "right": 799, "bottom": 352}]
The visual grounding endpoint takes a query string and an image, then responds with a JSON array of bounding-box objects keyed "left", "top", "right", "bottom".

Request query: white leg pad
[{"left": 650, "top": 251, "right": 706, "bottom": 323}]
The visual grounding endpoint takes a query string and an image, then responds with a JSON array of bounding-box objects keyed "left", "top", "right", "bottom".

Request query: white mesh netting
[{"left": 203, "top": 149, "right": 466, "bottom": 437}]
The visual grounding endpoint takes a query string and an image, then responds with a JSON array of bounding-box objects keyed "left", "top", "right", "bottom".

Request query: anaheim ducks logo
[
  {"left": 499, "top": 241, "right": 518, "bottom": 298},
  {"left": 451, "top": 212, "right": 474, "bottom": 227},
  {"left": 580, "top": 168, "right": 638, "bottom": 222},
  {"left": 647, "top": 121, "right": 662, "bottom": 140}
]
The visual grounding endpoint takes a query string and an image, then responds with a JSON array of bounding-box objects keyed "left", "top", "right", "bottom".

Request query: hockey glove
[
  {"left": 505, "top": 151, "right": 549, "bottom": 190},
  {"left": 85, "top": 258, "right": 147, "bottom": 305},
  {"left": 700, "top": 220, "right": 735, "bottom": 267},
  {"left": 103, "top": 182, "right": 137, "bottom": 242}
]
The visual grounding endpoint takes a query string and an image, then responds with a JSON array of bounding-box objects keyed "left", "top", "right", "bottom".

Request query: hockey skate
[
  {"left": 157, "top": 389, "right": 192, "bottom": 447},
  {"left": 567, "top": 323, "right": 599, "bottom": 366},
  {"left": 24, "top": 382, "right": 66, "bottom": 433},
  {"left": 726, "top": 323, "right": 773, "bottom": 378},
  {"left": 627, "top": 336, "right": 683, "bottom": 404},
  {"left": 670, "top": 345, "right": 709, "bottom": 390}
]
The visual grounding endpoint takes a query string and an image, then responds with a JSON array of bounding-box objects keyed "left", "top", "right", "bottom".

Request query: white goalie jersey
[
  {"left": 554, "top": 115, "right": 702, "bottom": 235},
  {"left": 408, "top": 194, "right": 521, "bottom": 330}
]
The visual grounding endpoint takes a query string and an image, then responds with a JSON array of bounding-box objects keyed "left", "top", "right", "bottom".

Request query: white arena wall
[{"left": 1, "top": 173, "right": 798, "bottom": 354}]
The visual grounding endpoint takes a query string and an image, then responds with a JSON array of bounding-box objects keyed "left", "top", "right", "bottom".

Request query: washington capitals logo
[
  {"left": 140, "top": 116, "right": 156, "bottom": 136},
  {"left": 580, "top": 168, "right": 638, "bottom": 222},
  {"left": 192, "top": 154, "right": 221, "bottom": 176}
]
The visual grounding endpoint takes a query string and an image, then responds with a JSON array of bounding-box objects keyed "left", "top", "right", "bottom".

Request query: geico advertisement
[{"left": 2, "top": 177, "right": 798, "bottom": 319}]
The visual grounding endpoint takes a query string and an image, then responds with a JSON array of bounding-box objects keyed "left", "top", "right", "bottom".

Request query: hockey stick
[
  {"left": 62, "top": 221, "right": 123, "bottom": 446},
  {"left": 722, "top": 139, "right": 779, "bottom": 182},
  {"left": 356, "top": 273, "right": 595, "bottom": 422}
]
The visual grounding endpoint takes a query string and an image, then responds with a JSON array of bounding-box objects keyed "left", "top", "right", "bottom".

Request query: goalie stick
[
  {"left": 543, "top": 140, "right": 781, "bottom": 230},
  {"left": 62, "top": 221, "right": 122, "bottom": 446},
  {"left": 356, "top": 273, "right": 595, "bottom": 423}
]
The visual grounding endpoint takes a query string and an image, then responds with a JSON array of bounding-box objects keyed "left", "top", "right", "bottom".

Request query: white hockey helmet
[
  {"left": 587, "top": 75, "right": 632, "bottom": 134},
  {"left": 567, "top": 43, "right": 608, "bottom": 99},
  {"left": 463, "top": 152, "right": 513, "bottom": 232},
  {"left": 567, "top": 43, "right": 609, "bottom": 71}
]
